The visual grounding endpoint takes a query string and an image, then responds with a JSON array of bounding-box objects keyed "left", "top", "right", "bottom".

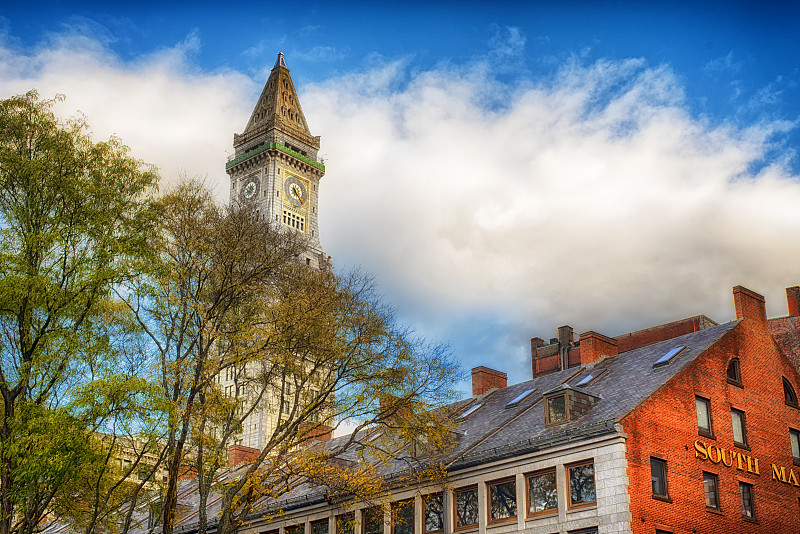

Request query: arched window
[
  {"left": 784, "top": 377, "right": 798, "bottom": 406},
  {"left": 726, "top": 358, "right": 741, "bottom": 386}
]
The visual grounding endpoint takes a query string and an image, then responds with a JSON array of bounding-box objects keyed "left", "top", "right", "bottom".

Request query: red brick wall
[
  {"left": 228, "top": 444, "right": 260, "bottom": 467},
  {"left": 616, "top": 316, "right": 712, "bottom": 353},
  {"left": 471, "top": 366, "right": 507, "bottom": 396},
  {"left": 621, "top": 318, "right": 800, "bottom": 533}
]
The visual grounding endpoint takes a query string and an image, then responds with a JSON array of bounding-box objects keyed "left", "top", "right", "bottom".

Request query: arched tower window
[
  {"left": 784, "top": 377, "right": 798, "bottom": 407},
  {"left": 726, "top": 358, "right": 741, "bottom": 386}
]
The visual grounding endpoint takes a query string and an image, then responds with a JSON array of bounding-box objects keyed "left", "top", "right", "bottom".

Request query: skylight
[
  {"left": 576, "top": 374, "right": 594, "bottom": 387},
  {"left": 459, "top": 403, "right": 483, "bottom": 419},
  {"left": 505, "top": 388, "right": 536, "bottom": 408},
  {"left": 653, "top": 346, "right": 687, "bottom": 368}
]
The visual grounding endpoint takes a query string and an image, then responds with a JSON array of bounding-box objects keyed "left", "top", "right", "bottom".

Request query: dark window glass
[
  {"left": 727, "top": 358, "right": 741, "bottom": 384},
  {"left": 696, "top": 396, "right": 712, "bottom": 436},
  {"left": 336, "top": 514, "right": 355, "bottom": 534},
  {"left": 784, "top": 378, "right": 798, "bottom": 406},
  {"left": 740, "top": 482, "right": 754, "bottom": 518},
  {"left": 286, "top": 526, "right": 304, "bottom": 534},
  {"left": 791, "top": 429, "right": 800, "bottom": 461},
  {"left": 363, "top": 508, "right": 383, "bottom": 534},
  {"left": 655, "top": 530, "right": 673, "bottom": 534},
  {"left": 567, "top": 528, "right": 599, "bottom": 534},
  {"left": 568, "top": 462, "right": 596, "bottom": 508},
  {"left": 488, "top": 479, "right": 516, "bottom": 522},
  {"left": 703, "top": 472, "right": 719, "bottom": 510},
  {"left": 423, "top": 494, "right": 443, "bottom": 533},
  {"left": 731, "top": 409, "right": 747, "bottom": 447},
  {"left": 650, "top": 457, "right": 667, "bottom": 497},
  {"left": 547, "top": 395, "right": 567, "bottom": 424},
  {"left": 392, "top": 500, "right": 414, "bottom": 534},
  {"left": 527, "top": 470, "right": 557, "bottom": 515},
  {"left": 454, "top": 487, "right": 478, "bottom": 529},
  {"left": 313, "top": 521, "right": 329, "bottom": 534}
]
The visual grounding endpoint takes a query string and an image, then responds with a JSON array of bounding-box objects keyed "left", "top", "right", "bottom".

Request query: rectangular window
[
  {"left": 363, "top": 508, "right": 383, "bottom": 534},
  {"left": 731, "top": 409, "right": 747, "bottom": 447},
  {"left": 392, "top": 500, "right": 414, "bottom": 534},
  {"left": 336, "top": 514, "right": 355, "bottom": 534},
  {"left": 423, "top": 494, "right": 443, "bottom": 534},
  {"left": 650, "top": 457, "right": 668, "bottom": 498},
  {"left": 791, "top": 429, "right": 800, "bottom": 463},
  {"left": 696, "top": 396, "right": 713, "bottom": 437},
  {"left": 526, "top": 469, "right": 557, "bottom": 516},
  {"left": 567, "top": 461, "right": 596, "bottom": 509},
  {"left": 286, "top": 526, "right": 304, "bottom": 534},
  {"left": 739, "top": 482, "right": 754, "bottom": 519},
  {"left": 312, "top": 521, "right": 329, "bottom": 534},
  {"left": 703, "top": 472, "right": 720, "bottom": 511},
  {"left": 488, "top": 477, "right": 516, "bottom": 523},
  {"left": 546, "top": 394, "right": 567, "bottom": 425},
  {"left": 454, "top": 486, "right": 478, "bottom": 530}
]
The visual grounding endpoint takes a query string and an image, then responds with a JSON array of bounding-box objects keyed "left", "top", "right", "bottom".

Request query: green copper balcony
[{"left": 226, "top": 142, "right": 325, "bottom": 171}]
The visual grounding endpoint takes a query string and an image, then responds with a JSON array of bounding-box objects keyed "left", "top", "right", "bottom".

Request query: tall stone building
[
  {"left": 226, "top": 52, "right": 330, "bottom": 271},
  {"left": 221, "top": 53, "right": 330, "bottom": 449}
]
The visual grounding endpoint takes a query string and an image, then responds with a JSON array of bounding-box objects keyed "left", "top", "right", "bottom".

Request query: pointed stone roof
[{"left": 236, "top": 53, "right": 318, "bottom": 149}]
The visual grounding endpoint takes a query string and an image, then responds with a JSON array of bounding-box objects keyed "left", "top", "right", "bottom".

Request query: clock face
[
  {"left": 284, "top": 176, "right": 308, "bottom": 208},
  {"left": 242, "top": 178, "right": 258, "bottom": 200}
]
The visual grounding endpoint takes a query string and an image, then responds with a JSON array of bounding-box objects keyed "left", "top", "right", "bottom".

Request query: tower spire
[{"left": 274, "top": 51, "right": 287, "bottom": 69}]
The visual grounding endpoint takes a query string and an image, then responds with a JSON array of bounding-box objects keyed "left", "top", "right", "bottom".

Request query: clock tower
[{"left": 226, "top": 52, "right": 329, "bottom": 270}]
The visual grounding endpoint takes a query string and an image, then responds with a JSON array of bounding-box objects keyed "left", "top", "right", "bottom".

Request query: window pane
[
  {"left": 336, "top": 514, "right": 355, "bottom": 534},
  {"left": 703, "top": 473, "right": 719, "bottom": 510},
  {"left": 313, "top": 522, "right": 329, "bottom": 534},
  {"left": 732, "top": 410, "right": 746, "bottom": 445},
  {"left": 423, "top": 494, "right": 443, "bottom": 533},
  {"left": 363, "top": 508, "right": 383, "bottom": 534},
  {"left": 696, "top": 397, "right": 711, "bottom": 433},
  {"left": 727, "top": 359, "right": 740, "bottom": 382},
  {"left": 528, "top": 470, "right": 557, "bottom": 514},
  {"left": 791, "top": 430, "right": 800, "bottom": 460},
  {"left": 455, "top": 488, "right": 478, "bottom": 527},
  {"left": 548, "top": 396, "right": 567, "bottom": 424},
  {"left": 393, "top": 500, "right": 414, "bottom": 534},
  {"left": 740, "top": 482, "right": 754, "bottom": 518},
  {"left": 650, "top": 458, "right": 667, "bottom": 497},
  {"left": 569, "top": 463, "right": 596, "bottom": 506},
  {"left": 286, "top": 526, "right": 303, "bottom": 534},
  {"left": 489, "top": 479, "right": 516, "bottom": 521}
]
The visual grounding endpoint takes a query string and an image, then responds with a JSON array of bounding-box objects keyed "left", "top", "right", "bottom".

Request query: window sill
[
  {"left": 793, "top": 457, "right": 800, "bottom": 467},
  {"left": 727, "top": 378, "right": 743, "bottom": 388},
  {"left": 651, "top": 494, "right": 672, "bottom": 503},
  {"left": 487, "top": 517, "right": 517, "bottom": 527},
  {"left": 698, "top": 430, "right": 716, "bottom": 440},
  {"left": 743, "top": 516, "right": 758, "bottom": 524},
  {"left": 705, "top": 508, "right": 724, "bottom": 516},
  {"left": 567, "top": 502, "right": 597, "bottom": 513},
  {"left": 453, "top": 526, "right": 478, "bottom": 533},
  {"left": 786, "top": 401, "right": 799, "bottom": 410},
  {"left": 733, "top": 442, "right": 750, "bottom": 451},
  {"left": 526, "top": 509, "right": 558, "bottom": 520}
]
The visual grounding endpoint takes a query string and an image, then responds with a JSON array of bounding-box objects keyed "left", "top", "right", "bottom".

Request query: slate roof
[{"left": 136, "top": 319, "right": 741, "bottom": 534}]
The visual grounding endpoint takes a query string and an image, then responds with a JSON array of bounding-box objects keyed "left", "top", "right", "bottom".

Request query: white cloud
[
  {"left": 0, "top": 30, "right": 254, "bottom": 198},
  {"left": 2, "top": 32, "right": 799, "bottom": 385}
]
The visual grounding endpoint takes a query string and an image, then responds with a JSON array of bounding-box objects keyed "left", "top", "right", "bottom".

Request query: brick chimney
[
  {"left": 228, "top": 444, "right": 260, "bottom": 468},
  {"left": 787, "top": 286, "right": 800, "bottom": 317},
  {"left": 733, "top": 285, "right": 767, "bottom": 326},
  {"left": 471, "top": 366, "right": 507, "bottom": 396},
  {"left": 299, "top": 422, "right": 333, "bottom": 444},
  {"left": 578, "top": 331, "right": 618, "bottom": 365}
]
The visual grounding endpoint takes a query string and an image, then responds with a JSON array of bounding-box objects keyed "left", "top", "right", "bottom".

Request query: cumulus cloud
[
  {"left": 2, "top": 32, "right": 799, "bottom": 385},
  {"left": 303, "top": 56, "right": 800, "bottom": 380},
  {"left": 0, "top": 30, "right": 253, "bottom": 198}
]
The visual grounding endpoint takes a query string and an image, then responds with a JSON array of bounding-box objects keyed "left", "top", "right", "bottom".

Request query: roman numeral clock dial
[{"left": 284, "top": 176, "right": 307, "bottom": 207}]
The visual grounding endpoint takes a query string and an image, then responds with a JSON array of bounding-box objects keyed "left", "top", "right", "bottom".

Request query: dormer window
[
  {"left": 546, "top": 395, "right": 567, "bottom": 425},
  {"left": 544, "top": 387, "right": 599, "bottom": 426}
]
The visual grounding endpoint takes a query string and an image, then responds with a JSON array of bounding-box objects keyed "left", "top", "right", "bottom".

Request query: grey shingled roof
[{"left": 135, "top": 319, "right": 740, "bottom": 534}]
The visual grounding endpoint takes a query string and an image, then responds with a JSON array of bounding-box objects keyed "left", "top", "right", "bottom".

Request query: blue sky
[{"left": 2, "top": 1, "right": 800, "bottom": 393}]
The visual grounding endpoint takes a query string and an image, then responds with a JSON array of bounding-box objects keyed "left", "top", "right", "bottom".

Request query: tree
[
  {"left": 121, "top": 181, "right": 461, "bottom": 534},
  {"left": 0, "top": 91, "right": 159, "bottom": 534}
]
